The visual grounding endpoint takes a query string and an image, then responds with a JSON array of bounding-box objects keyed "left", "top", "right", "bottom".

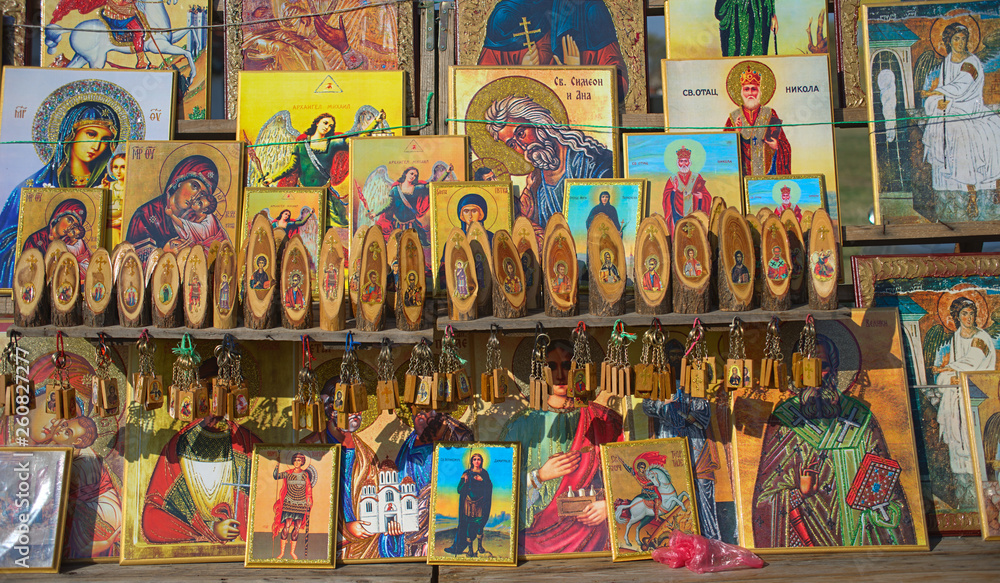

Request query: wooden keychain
[
  {"left": 528, "top": 325, "right": 552, "bottom": 410},
  {"left": 214, "top": 334, "right": 250, "bottom": 420},
  {"left": 636, "top": 321, "right": 672, "bottom": 401},
  {"left": 43, "top": 332, "right": 76, "bottom": 420},
  {"left": 293, "top": 335, "right": 322, "bottom": 432},
  {"left": 568, "top": 322, "right": 597, "bottom": 402},
  {"left": 793, "top": 315, "right": 823, "bottom": 389},
  {"left": 335, "top": 333, "right": 368, "bottom": 421},
  {"left": 602, "top": 320, "right": 636, "bottom": 398},
  {"left": 375, "top": 339, "right": 401, "bottom": 412},
  {"left": 1, "top": 332, "right": 31, "bottom": 417},
  {"left": 90, "top": 333, "right": 119, "bottom": 418},
  {"left": 404, "top": 339, "right": 437, "bottom": 408},
  {"left": 759, "top": 317, "right": 787, "bottom": 391},
  {"left": 482, "top": 324, "right": 508, "bottom": 404},
  {"left": 167, "top": 334, "right": 203, "bottom": 422},
  {"left": 438, "top": 326, "right": 472, "bottom": 407},
  {"left": 725, "top": 318, "right": 753, "bottom": 391},
  {"left": 680, "top": 319, "right": 709, "bottom": 399},
  {"left": 133, "top": 330, "right": 164, "bottom": 411}
]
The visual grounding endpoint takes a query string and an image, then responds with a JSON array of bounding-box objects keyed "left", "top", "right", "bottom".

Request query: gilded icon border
[{"left": 0, "top": 447, "right": 72, "bottom": 574}]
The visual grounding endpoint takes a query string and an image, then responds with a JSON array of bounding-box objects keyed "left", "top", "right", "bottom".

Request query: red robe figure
[
  {"left": 774, "top": 184, "right": 803, "bottom": 222},
  {"left": 724, "top": 65, "right": 792, "bottom": 177},
  {"left": 141, "top": 417, "right": 260, "bottom": 544},
  {"left": 476, "top": 0, "right": 629, "bottom": 101},
  {"left": 662, "top": 146, "right": 712, "bottom": 235},
  {"left": 271, "top": 453, "right": 317, "bottom": 560}
]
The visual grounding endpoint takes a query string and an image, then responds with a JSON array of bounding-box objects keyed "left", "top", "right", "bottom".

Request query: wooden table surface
[{"left": 4, "top": 538, "right": 997, "bottom": 582}]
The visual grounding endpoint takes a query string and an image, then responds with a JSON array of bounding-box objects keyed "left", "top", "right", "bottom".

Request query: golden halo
[
  {"left": 931, "top": 11, "right": 981, "bottom": 58},
  {"left": 42, "top": 191, "right": 96, "bottom": 238},
  {"left": 936, "top": 284, "right": 990, "bottom": 332},
  {"left": 470, "top": 157, "right": 511, "bottom": 182},
  {"left": 726, "top": 60, "right": 776, "bottom": 107},
  {"left": 772, "top": 180, "right": 802, "bottom": 206},
  {"left": 279, "top": 450, "right": 312, "bottom": 471},
  {"left": 446, "top": 186, "right": 501, "bottom": 232},
  {"left": 462, "top": 448, "right": 490, "bottom": 470},
  {"left": 42, "top": 89, "right": 135, "bottom": 163},
  {"left": 253, "top": 253, "right": 269, "bottom": 268},
  {"left": 157, "top": 143, "right": 233, "bottom": 218},
  {"left": 465, "top": 76, "right": 569, "bottom": 177}
]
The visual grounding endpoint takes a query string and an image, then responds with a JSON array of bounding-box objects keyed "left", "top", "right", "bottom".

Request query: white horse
[
  {"left": 43, "top": 0, "right": 198, "bottom": 82},
  {"left": 614, "top": 465, "right": 691, "bottom": 550}
]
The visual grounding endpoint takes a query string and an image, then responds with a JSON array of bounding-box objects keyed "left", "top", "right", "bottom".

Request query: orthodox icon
[
  {"left": 624, "top": 133, "right": 742, "bottom": 236},
  {"left": 854, "top": 252, "right": 1000, "bottom": 535},
  {"left": 960, "top": 371, "right": 1000, "bottom": 540},
  {"left": 245, "top": 444, "right": 341, "bottom": 567},
  {"left": 0, "top": 447, "right": 71, "bottom": 573},
  {"left": 0, "top": 69, "right": 174, "bottom": 289},
  {"left": 122, "top": 141, "right": 243, "bottom": 266},
  {"left": 450, "top": 66, "right": 618, "bottom": 238},
  {"left": 17, "top": 188, "right": 105, "bottom": 282},
  {"left": 455, "top": 0, "right": 648, "bottom": 113},
  {"left": 731, "top": 310, "right": 930, "bottom": 551},
  {"left": 600, "top": 438, "right": 699, "bottom": 561},
  {"left": 563, "top": 179, "right": 643, "bottom": 290},
  {"left": 864, "top": 2, "right": 1000, "bottom": 224},
  {"left": 242, "top": 187, "right": 325, "bottom": 293},
  {"left": 428, "top": 442, "right": 519, "bottom": 566},
  {"left": 745, "top": 174, "right": 837, "bottom": 235}
]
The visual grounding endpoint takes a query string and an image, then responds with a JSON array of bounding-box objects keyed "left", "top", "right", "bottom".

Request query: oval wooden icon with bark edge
[
  {"left": 808, "top": 209, "right": 838, "bottom": 298},
  {"left": 118, "top": 249, "right": 145, "bottom": 324},
  {"left": 719, "top": 208, "right": 755, "bottom": 305},
  {"left": 348, "top": 228, "right": 366, "bottom": 312},
  {"left": 246, "top": 212, "right": 277, "bottom": 319},
  {"left": 689, "top": 210, "right": 710, "bottom": 232},
  {"left": 672, "top": 217, "right": 710, "bottom": 287},
  {"left": 152, "top": 251, "right": 180, "bottom": 319},
  {"left": 358, "top": 226, "right": 387, "bottom": 324},
  {"left": 708, "top": 196, "right": 727, "bottom": 236},
  {"left": 492, "top": 229, "right": 526, "bottom": 310},
  {"left": 444, "top": 227, "right": 478, "bottom": 314},
  {"left": 184, "top": 245, "right": 210, "bottom": 327},
  {"left": 44, "top": 240, "right": 68, "bottom": 280},
  {"left": 318, "top": 227, "right": 345, "bottom": 323},
  {"left": 466, "top": 220, "right": 493, "bottom": 312},
  {"left": 176, "top": 246, "right": 192, "bottom": 283},
  {"left": 386, "top": 228, "right": 402, "bottom": 288},
  {"left": 512, "top": 215, "right": 540, "bottom": 306},
  {"left": 15, "top": 248, "right": 45, "bottom": 319},
  {"left": 635, "top": 215, "right": 670, "bottom": 305},
  {"left": 214, "top": 240, "right": 237, "bottom": 319},
  {"left": 542, "top": 213, "right": 578, "bottom": 309},
  {"left": 85, "top": 248, "right": 113, "bottom": 316},
  {"left": 51, "top": 252, "right": 79, "bottom": 312},
  {"left": 281, "top": 235, "right": 312, "bottom": 325},
  {"left": 587, "top": 212, "right": 626, "bottom": 301},
  {"left": 780, "top": 209, "right": 806, "bottom": 298},
  {"left": 397, "top": 229, "right": 425, "bottom": 327},
  {"left": 761, "top": 215, "right": 792, "bottom": 297},
  {"left": 144, "top": 248, "right": 163, "bottom": 288}
]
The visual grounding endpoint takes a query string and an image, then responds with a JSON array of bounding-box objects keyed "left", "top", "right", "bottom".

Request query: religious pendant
[
  {"left": 333, "top": 382, "right": 350, "bottom": 413},
  {"left": 792, "top": 352, "right": 803, "bottom": 388},
  {"left": 145, "top": 375, "right": 165, "bottom": 410},
  {"left": 742, "top": 359, "right": 754, "bottom": 388},
  {"left": 480, "top": 372, "right": 494, "bottom": 403},
  {"left": 679, "top": 357, "right": 691, "bottom": 389},
  {"left": 689, "top": 363, "right": 707, "bottom": 399},
  {"left": 725, "top": 358, "right": 743, "bottom": 390},
  {"left": 619, "top": 365, "right": 633, "bottom": 397},
  {"left": 492, "top": 368, "right": 509, "bottom": 402},
  {"left": 415, "top": 375, "right": 434, "bottom": 407},
  {"left": 802, "top": 357, "right": 822, "bottom": 387},
  {"left": 454, "top": 369, "right": 472, "bottom": 401},
  {"left": 61, "top": 386, "right": 77, "bottom": 419},
  {"left": 100, "top": 378, "right": 120, "bottom": 417},
  {"left": 350, "top": 382, "right": 367, "bottom": 413},
  {"left": 167, "top": 384, "right": 178, "bottom": 419},
  {"left": 760, "top": 358, "right": 774, "bottom": 388},
  {"left": 634, "top": 363, "right": 657, "bottom": 398},
  {"left": 177, "top": 388, "right": 195, "bottom": 422},
  {"left": 45, "top": 380, "right": 62, "bottom": 416},
  {"left": 228, "top": 383, "right": 250, "bottom": 420},
  {"left": 403, "top": 373, "right": 419, "bottom": 404},
  {"left": 193, "top": 382, "right": 211, "bottom": 418},
  {"left": 211, "top": 377, "right": 230, "bottom": 417},
  {"left": 658, "top": 366, "right": 675, "bottom": 401},
  {"left": 293, "top": 399, "right": 320, "bottom": 432}
]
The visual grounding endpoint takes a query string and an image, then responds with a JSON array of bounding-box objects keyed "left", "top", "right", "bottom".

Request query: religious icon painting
[
  {"left": 0, "top": 67, "right": 175, "bottom": 290},
  {"left": 121, "top": 341, "right": 297, "bottom": 564},
  {"left": 665, "top": 0, "right": 829, "bottom": 59},
  {"left": 960, "top": 371, "right": 1000, "bottom": 540},
  {"left": 245, "top": 443, "right": 341, "bottom": 567},
  {"left": 429, "top": 181, "right": 514, "bottom": 293},
  {"left": 241, "top": 187, "right": 325, "bottom": 292},
  {"left": 744, "top": 174, "right": 836, "bottom": 237},
  {"left": 236, "top": 70, "right": 406, "bottom": 239},
  {"left": 600, "top": 438, "right": 699, "bottom": 562},
  {"left": 349, "top": 135, "right": 468, "bottom": 280},
  {"left": 40, "top": 0, "right": 209, "bottom": 120},
  {"left": 0, "top": 336, "right": 130, "bottom": 561},
  {"left": 731, "top": 309, "right": 929, "bottom": 552},
  {"left": 0, "top": 447, "right": 71, "bottom": 573},
  {"left": 562, "top": 179, "right": 643, "bottom": 291},
  {"left": 662, "top": 55, "right": 840, "bottom": 222},
  {"left": 16, "top": 187, "right": 106, "bottom": 281},
  {"left": 122, "top": 141, "right": 243, "bottom": 267},
  {"left": 624, "top": 132, "right": 742, "bottom": 236},
  {"left": 863, "top": 1, "right": 1000, "bottom": 224},
  {"left": 449, "top": 65, "right": 618, "bottom": 237},
  {"left": 455, "top": 0, "right": 648, "bottom": 114},
  {"left": 224, "top": 0, "right": 414, "bottom": 117},
  {"left": 427, "top": 442, "right": 519, "bottom": 566},
  {"left": 853, "top": 252, "right": 1000, "bottom": 535}
]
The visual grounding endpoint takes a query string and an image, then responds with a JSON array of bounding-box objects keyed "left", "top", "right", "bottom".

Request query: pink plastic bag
[{"left": 651, "top": 531, "right": 765, "bottom": 574}]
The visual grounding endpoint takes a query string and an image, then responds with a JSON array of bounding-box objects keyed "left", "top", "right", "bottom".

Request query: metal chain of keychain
[
  {"left": 528, "top": 325, "right": 551, "bottom": 409},
  {"left": 375, "top": 338, "right": 400, "bottom": 412},
  {"left": 1, "top": 334, "right": 19, "bottom": 417},
  {"left": 602, "top": 320, "right": 636, "bottom": 397},
  {"left": 636, "top": 320, "right": 670, "bottom": 401},
  {"left": 91, "top": 333, "right": 119, "bottom": 417},
  {"left": 168, "top": 334, "right": 203, "bottom": 421},
  {"left": 439, "top": 326, "right": 471, "bottom": 407},
  {"left": 43, "top": 332, "right": 76, "bottom": 420},
  {"left": 794, "top": 314, "right": 822, "bottom": 389},
  {"left": 405, "top": 339, "right": 437, "bottom": 408},
  {"left": 293, "top": 335, "right": 321, "bottom": 431},
  {"left": 725, "top": 317, "right": 753, "bottom": 392},
  {"left": 760, "top": 317, "right": 787, "bottom": 390},
  {"left": 568, "top": 322, "right": 595, "bottom": 401},
  {"left": 135, "top": 331, "right": 164, "bottom": 411},
  {"left": 481, "top": 324, "right": 508, "bottom": 404},
  {"left": 681, "top": 319, "right": 711, "bottom": 399}
]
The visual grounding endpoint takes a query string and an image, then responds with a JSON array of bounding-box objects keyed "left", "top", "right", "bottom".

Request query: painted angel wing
[
  {"left": 912, "top": 49, "right": 944, "bottom": 96},
  {"left": 430, "top": 160, "right": 456, "bottom": 182},
  {"left": 246, "top": 111, "right": 299, "bottom": 187},
  {"left": 296, "top": 206, "right": 313, "bottom": 223},
  {"left": 983, "top": 307, "right": 1000, "bottom": 341},
  {"left": 977, "top": 27, "right": 1000, "bottom": 64},
  {"left": 357, "top": 165, "right": 393, "bottom": 230},
  {"left": 923, "top": 323, "right": 951, "bottom": 376}
]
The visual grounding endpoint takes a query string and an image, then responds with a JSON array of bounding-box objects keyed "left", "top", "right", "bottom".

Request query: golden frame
[
  {"left": 427, "top": 441, "right": 520, "bottom": 567},
  {"left": 428, "top": 181, "right": 514, "bottom": 294},
  {"left": 244, "top": 443, "right": 342, "bottom": 568},
  {"left": 16, "top": 187, "right": 107, "bottom": 268},
  {"left": 0, "top": 447, "right": 73, "bottom": 574},
  {"left": 599, "top": 437, "right": 700, "bottom": 562},
  {"left": 960, "top": 371, "right": 1000, "bottom": 541},
  {"left": 223, "top": 0, "right": 415, "bottom": 118}
]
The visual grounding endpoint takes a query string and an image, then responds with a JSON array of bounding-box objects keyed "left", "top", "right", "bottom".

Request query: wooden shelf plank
[
  {"left": 843, "top": 222, "right": 1000, "bottom": 247},
  {"left": 438, "top": 537, "right": 1000, "bottom": 583},
  {"left": 9, "top": 323, "right": 433, "bottom": 345},
  {"left": 54, "top": 560, "right": 433, "bottom": 582},
  {"left": 437, "top": 303, "right": 850, "bottom": 332}
]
